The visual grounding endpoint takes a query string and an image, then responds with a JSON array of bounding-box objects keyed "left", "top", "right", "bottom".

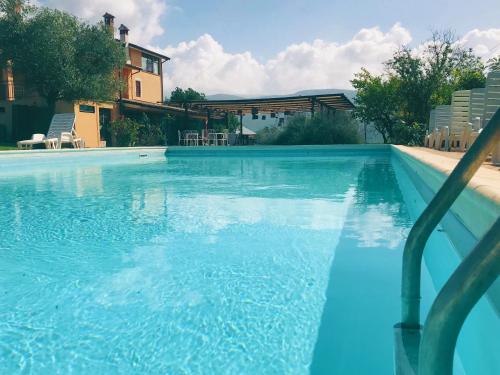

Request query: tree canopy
[
  {"left": 488, "top": 56, "right": 500, "bottom": 72},
  {"left": 169, "top": 87, "right": 206, "bottom": 103},
  {"left": 352, "top": 31, "right": 488, "bottom": 144},
  {"left": 0, "top": 0, "right": 126, "bottom": 112}
]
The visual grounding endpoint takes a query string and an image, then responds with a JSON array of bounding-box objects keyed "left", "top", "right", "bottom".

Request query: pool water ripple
[{"left": 0, "top": 155, "right": 416, "bottom": 374}]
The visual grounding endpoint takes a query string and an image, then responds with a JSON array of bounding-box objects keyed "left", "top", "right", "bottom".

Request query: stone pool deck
[{"left": 394, "top": 146, "right": 500, "bottom": 204}]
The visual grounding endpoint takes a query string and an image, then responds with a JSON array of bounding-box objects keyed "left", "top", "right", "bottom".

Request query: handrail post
[
  {"left": 400, "top": 108, "right": 500, "bottom": 328},
  {"left": 418, "top": 217, "right": 500, "bottom": 375}
]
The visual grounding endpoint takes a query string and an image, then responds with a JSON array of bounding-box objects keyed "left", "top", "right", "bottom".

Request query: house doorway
[{"left": 99, "top": 108, "right": 112, "bottom": 146}]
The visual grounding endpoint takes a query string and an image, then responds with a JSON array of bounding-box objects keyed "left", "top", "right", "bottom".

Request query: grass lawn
[{"left": 0, "top": 144, "right": 17, "bottom": 151}]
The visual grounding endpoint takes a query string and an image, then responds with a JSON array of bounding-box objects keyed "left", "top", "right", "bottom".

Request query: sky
[{"left": 39, "top": 0, "right": 500, "bottom": 96}]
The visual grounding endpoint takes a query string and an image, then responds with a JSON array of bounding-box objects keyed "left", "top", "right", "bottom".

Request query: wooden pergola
[
  {"left": 175, "top": 93, "right": 355, "bottom": 143},
  {"left": 185, "top": 93, "right": 354, "bottom": 115}
]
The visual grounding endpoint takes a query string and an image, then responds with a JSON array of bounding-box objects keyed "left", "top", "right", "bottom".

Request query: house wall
[
  {"left": 123, "top": 48, "right": 163, "bottom": 104},
  {"left": 55, "top": 100, "right": 116, "bottom": 148},
  {"left": 129, "top": 48, "right": 142, "bottom": 67},
  {"left": 123, "top": 67, "right": 162, "bottom": 104}
]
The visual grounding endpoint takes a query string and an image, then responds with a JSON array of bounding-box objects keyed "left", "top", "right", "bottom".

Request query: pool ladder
[{"left": 394, "top": 108, "right": 500, "bottom": 375}]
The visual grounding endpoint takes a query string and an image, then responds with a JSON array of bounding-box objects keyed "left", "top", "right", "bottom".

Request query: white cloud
[
  {"left": 155, "top": 24, "right": 500, "bottom": 96},
  {"left": 158, "top": 34, "right": 268, "bottom": 96},
  {"left": 458, "top": 28, "right": 500, "bottom": 60},
  {"left": 155, "top": 23, "right": 412, "bottom": 96},
  {"left": 30, "top": 3, "right": 500, "bottom": 95},
  {"left": 264, "top": 23, "right": 411, "bottom": 94},
  {"left": 41, "top": 0, "right": 168, "bottom": 45}
]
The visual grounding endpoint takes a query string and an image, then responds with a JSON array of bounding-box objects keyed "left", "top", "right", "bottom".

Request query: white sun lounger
[
  {"left": 17, "top": 133, "right": 47, "bottom": 150},
  {"left": 45, "top": 113, "right": 78, "bottom": 149},
  {"left": 17, "top": 113, "right": 78, "bottom": 150}
]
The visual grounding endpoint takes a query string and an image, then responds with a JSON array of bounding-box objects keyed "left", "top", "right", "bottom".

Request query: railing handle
[
  {"left": 400, "top": 108, "right": 500, "bottom": 328},
  {"left": 418, "top": 217, "right": 500, "bottom": 375}
]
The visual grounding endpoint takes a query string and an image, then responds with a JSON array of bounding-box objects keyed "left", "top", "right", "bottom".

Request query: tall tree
[
  {"left": 487, "top": 56, "right": 500, "bottom": 72},
  {"left": 352, "top": 68, "right": 400, "bottom": 143},
  {"left": 2, "top": 4, "right": 126, "bottom": 113},
  {"left": 0, "top": 0, "right": 32, "bottom": 66},
  {"left": 352, "top": 30, "right": 487, "bottom": 145}
]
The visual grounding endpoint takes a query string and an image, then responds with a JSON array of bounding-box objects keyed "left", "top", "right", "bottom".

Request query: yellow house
[{"left": 0, "top": 12, "right": 185, "bottom": 148}]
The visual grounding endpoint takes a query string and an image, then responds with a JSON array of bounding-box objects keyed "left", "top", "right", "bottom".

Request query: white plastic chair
[{"left": 60, "top": 131, "right": 83, "bottom": 149}]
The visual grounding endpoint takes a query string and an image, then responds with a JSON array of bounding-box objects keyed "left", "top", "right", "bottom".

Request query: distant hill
[
  {"left": 293, "top": 89, "right": 356, "bottom": 102},
  {"left": 205, "top": 94, "right": 246, "bottom": 100}
]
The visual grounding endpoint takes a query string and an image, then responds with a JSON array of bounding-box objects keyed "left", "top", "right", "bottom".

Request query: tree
[
  {"left": 386, "top": 33, "right": 485, "bottom": 125},
  {"left": 352, "top": 30, "right": 487, "bottom": 145},
  {"left": 487, "top": 56, "right": 500, "bottom": 72},
  {"left": 450, "top": 48, "right": 486, "bottom": 90},
  {"left": 0, "top": 0, "right": 32, "bottom": 66},
  {"left": 352, "top": 68, "right": 400, "bottom": 143},
  {"left": 226, "top": 113, "right": 240, "bottom": 132},
  {"left": 169, "top": 87, "right": 206, "bottom": 104},
  {"left": 2, "top": 4, "right": 126, "bottom": 113}
]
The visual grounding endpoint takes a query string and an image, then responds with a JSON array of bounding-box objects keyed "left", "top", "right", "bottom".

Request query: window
[
  {"left": 135, "top": 80, "right": 142, "bottom": 98},
  {"left": 79, "top": 104, "right": 95, "bottom": 113},
  {"left": 141, "top": 53, "right": 159, "bottom": 75}
]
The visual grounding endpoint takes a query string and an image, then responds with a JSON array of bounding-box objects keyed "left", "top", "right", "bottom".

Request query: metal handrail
[
  {"left": 400, "top": 108, "right": 500, "bottom": 328},
  {"left": 418, "top": 217, "right": 500, "bottom": 375}
]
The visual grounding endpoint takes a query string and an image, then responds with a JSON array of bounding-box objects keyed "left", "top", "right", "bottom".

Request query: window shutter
[{"left": 135, "top": 80, "right": 142, "bottom": 98}]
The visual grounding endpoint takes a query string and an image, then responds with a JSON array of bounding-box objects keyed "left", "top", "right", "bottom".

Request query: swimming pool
[{"left": 0, "top": 146, "right": 498, "bottom": 374}]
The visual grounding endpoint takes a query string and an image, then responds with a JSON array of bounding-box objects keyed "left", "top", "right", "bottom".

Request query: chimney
[
  {"left": 119, "top": 24, "right": 129, "bottom": 44},
  {"left": 103, "top": 12, "right": 115, "bottom": 35},
  {"left": 14, "top": 0, "right": 22, "bottom": 14}
]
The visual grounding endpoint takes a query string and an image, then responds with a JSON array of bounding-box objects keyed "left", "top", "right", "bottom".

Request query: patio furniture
[
  {"left": 467, "top": 128, "right": 482, "bottom": 150},
  {"left": 45, "top": 113, "right": 77, "bottom": 149},
  {"left": 459, "top": 124, "right": 473, "bottom": 152},
  {"left": 492, "top": 142, "right": 500, "bottom": 166},
  {"left": 60, "top": 131, "right": 84, "bottom": 149},
  {"left": 178, "top": 130, "right": 188, "bottom": 146},
  {"left": 219, "top": 130, "right": 228, "bottom": 146},
  {"left": 17, "top": 133, "right": 46, "bottom": 150},
  {"left": 434, "top": 126, "right": 449, "bottom": 151},
  {"left": 185, "top": 130, "right": 200, "bottom": 146},
  {"left": 207, "top": 131, "right": 218, "bottom": 146},
  {"left": 17, "top": 113, "right": 77, "bottom": 150},
  {"left": 424, "top": 129, "right": 437, "bottom": 148}
]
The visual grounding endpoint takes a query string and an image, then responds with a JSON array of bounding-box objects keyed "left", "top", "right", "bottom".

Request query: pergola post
[
  {"left": 310, "top": 97, "right": 316, "bottom": 118},
  {"left": 206, "top": 109, "right": 211, "bottom": 128},
  {"left": 184, "top": 104, "right": 189, "bottom": 128},
  {"left": 238, "top": 110, "right": 243, "bottom": 145}
]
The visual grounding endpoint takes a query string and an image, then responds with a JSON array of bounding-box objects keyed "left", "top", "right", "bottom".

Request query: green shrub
[
  {"left": 110, "top": 117, "right": 141, "bottom": 147},
  {"left": 392, "top": 121, "right": 427, "bottom": 145},
  {"left": 255, "top": 126, "right": 282, "bottom": 145},
  {"left": 137, "top": 114, "right": 167, "bottom": 146},
  {"left": 257, "top": 112, "right": 360, "bottom": 145}
]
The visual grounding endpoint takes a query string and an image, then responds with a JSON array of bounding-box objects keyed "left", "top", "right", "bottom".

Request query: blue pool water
[{"left": 0, "top": 149, "right": 498, "bottom": 374}]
